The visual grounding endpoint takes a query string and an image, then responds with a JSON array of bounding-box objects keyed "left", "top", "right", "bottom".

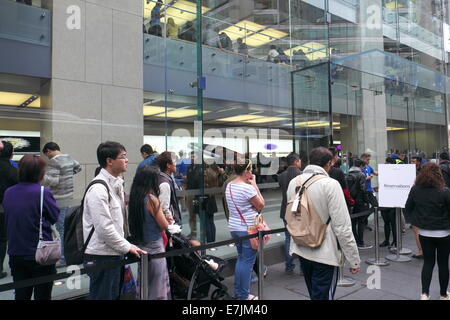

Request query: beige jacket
[
  {"left": 83, "top": 169, "right": 131, "bottom": 256},
  {"left": 287, "top": 165, "right": 360, "bottom": 268}
]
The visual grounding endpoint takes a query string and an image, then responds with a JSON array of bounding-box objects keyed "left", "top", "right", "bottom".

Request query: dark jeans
[
  {"left": 84, "top": 255, "right": 124, "bottom": 300},
  {"left": 351, "top": 205, "right": 367, "bottom": 245},
  {"left": 419, "top": 235, "right": 450, "bottom": 296},
  {"left": 381, "top": 208, "right": 396, "bottom": 244},
  {"left": 9, "top": 256, "right": 56, "bottom": 300},
  {"left": 299, "top": 256, "right": 339, "bottom": 300},
  {"left": 0, "top": 209, "right": 7, "bottom": 273}
]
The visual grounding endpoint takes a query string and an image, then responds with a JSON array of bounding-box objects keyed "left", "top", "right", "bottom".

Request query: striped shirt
[
  {"left": 226, "top": 181, "right": 258, "bottom": 232},
  {"left": 43, "top": 154, "right": 81, "bottom": 204}
]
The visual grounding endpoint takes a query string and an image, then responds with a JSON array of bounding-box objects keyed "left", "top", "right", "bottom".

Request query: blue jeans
[
  {"left": 299, "top": 256, "right": 339, "bottom": 300},
  {"left": 84, "top": 255, "right": 124, "bottom": 300},
  {"left": 55, "top": 206, "right": 68, "bottom": 264},
  {"left": 231, "top": 231, "right": 257, "bottom": 300}
]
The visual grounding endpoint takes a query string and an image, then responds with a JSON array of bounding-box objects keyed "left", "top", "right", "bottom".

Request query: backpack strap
[
  {"left": 229, "top": 183, "right": 248, "bottom": 227},
  {"left": 82, "top": 179, "right": 111, "bottom": 251}
]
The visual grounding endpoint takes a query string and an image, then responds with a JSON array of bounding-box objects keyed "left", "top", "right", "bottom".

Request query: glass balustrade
[{"left": 0, "top": 0, "right": 51, "bottom": 46}]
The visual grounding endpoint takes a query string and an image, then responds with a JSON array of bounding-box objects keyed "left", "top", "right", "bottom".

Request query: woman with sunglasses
[{"left": 225, "top": 159, "right": 265, "bottom": 300}]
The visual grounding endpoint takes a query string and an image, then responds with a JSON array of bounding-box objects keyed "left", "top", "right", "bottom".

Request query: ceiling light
[
  {"left": 164, "top": 0, "right": 210, "bottom": 26},
  {"left": 285, "top": 42, "right": 329, "bottom": 60},
  {"left": 245, "top": 28, "right": 288, "bottom": 47},
  {"left": 242, "top": 116, "right": 286, "bottom": 124},
  {"left": 154, "top": 109, "right": 210, "bottom": 118},
  {"left": 0, "top": 91, "right": 41, "bottom": 108},
  {"left": 220, "top": 20, "right": 265, "bottom": 41},
  {"left": 143, "top": 105, "right": 170, "bottom": 116},
  {"left": 216, "top": 115, "right": 266, "bottom": 122},
  {"left": 386, "top": 126, "right": 407, "bottom": 131}
]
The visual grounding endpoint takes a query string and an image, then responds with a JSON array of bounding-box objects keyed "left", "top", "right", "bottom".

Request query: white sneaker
[
  {"left": 440, "top": 292, "right": 450, "bottom": 300},
  {"left": 420, "top": 293, "right": 430, "bottom": 300}
]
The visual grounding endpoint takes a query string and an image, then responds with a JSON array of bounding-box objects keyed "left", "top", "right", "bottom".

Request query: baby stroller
[{"left": 167, "top": 233, "right": 231, "bottom": 300}]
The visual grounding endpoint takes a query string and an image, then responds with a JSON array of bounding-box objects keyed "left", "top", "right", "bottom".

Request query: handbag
[
  {"left": 120, "top": 265, "right": 138, "bottom": 300},
  {"left": 229, "top": 184, "right": 271, "bottom": 250},
  {"left": 35, "top": 186, "right": 61, "bottom": 266}
]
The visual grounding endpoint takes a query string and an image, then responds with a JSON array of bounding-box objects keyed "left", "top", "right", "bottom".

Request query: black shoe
[
  {"left": 379, "top": 241, "right": 389, "bottom": 247},
  {"left": 0, "top": 272, "right": 7, "bottom": 279}
]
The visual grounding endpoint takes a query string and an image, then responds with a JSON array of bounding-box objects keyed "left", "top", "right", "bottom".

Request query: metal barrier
[{"left": 0, "top": 208, "right": 391, "bottom": 300}]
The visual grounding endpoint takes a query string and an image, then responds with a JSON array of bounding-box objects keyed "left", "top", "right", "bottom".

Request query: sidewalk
[{"left": 222, "top": 226, "right": 445, "bottom": 300}]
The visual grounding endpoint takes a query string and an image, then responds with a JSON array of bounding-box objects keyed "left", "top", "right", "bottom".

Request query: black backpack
[
  {"left": 64, "top": 180, "right": 110, "bottom": 266},
  {"left": 345, "top": 172, "right": 360, "bottom": 200}
]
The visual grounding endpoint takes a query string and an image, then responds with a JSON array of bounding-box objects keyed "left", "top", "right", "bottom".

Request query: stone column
[
  {"left": 357, "top": 0, "right": 388, "bottom": 166},
  {"left": 41, "top": 0, "right": 143, "bottom": 200}
]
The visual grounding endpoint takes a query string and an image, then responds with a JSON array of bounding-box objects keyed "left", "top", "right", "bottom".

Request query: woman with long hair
[
  {"left": 128, "top": 165, "right": 170, "bottom": 300},
  {"left": 405, "top": 162, "right": 450, "bottom": 300},
  {"left": 225, "top": 159, "right": 265, "bottom": 300}
]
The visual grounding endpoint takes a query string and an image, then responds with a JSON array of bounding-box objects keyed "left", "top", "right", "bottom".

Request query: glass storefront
[{"left": 1, "top": 0, "right": 450, "bottom": 299}]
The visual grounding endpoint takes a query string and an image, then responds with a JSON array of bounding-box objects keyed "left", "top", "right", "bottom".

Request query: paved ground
[{"left": 220, "top": 225, "right": 447, "bottom": 300}]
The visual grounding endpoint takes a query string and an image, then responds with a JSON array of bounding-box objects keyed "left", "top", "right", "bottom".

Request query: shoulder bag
[
  {"left": 229, "top": 183, "right": 271, "bottom": 250},
  {"left": 35, "top": 186, "right": 61, "bottom": 266}
]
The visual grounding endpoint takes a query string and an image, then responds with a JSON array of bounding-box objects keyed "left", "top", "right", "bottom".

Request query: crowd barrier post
[
  {"left": 366, "top": 207, "right": 389, "bottom": 266},
  {"left": 337, "top": 256, "right": 356, "bottom": 287},
  {"left": 139, "top": 254, "right": 149, "bottom": 300},
  {"left": 386, "top": 208, "right": 411, "bottom": 262},
  {"left": 257, "top": 230, "right": 265, "bottom": 300}
]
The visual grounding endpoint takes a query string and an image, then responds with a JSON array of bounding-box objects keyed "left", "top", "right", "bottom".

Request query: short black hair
[
  {"left": 328, "top": 147, "right": 338, "bottom": 157},
  {"left": 411, "top": 155, "right": 422, "bottom": 162},
  {"left": 440, "top": 152, "right": 449, "bottom": 160},
  {"left": 0, "top": 141, "right": 13, "bottom": 159},
  {"left": 361, "top": 153, "right": 371, "bottom": 159},
  {"left": 385, "top": 157, "right": 396, "bottom": 164},
  {"left": 156, "top": 151, "right": 175, "bottom": 172},
  {"left": 287, "top": 152, "right": 300, "bottom": 166},
  {"left": 42, "top": 142, "right": 60, "bottom": 154},
  {"left": 140, "top": 144, "right": 153, "bottom": 155},
  {"left": 97, "top": 141, "right": 126, "bottom": 168},
  {"left": 309, "top": 147, "right": 333, "bottom": 168},
  {"left": 354, "top": 158, "right": 365, "bottom": 168}
]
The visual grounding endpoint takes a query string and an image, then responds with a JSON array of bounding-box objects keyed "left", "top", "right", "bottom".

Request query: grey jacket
[
  {"left": 287, "top": 165, "right": 360, "bottom": 268},
  {"left": 43, "top": 154, "right": 81, "bottom": 205}
]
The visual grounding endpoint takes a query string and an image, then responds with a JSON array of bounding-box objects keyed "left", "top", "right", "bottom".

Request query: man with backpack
[
  {"left": 439, "top": 152, "right": 450, "bottom": 188},
  {"left": 82, "top": 141, "right": 146, "bottom": 300},
  {"left": 346, "top": 159, "right": 372, "bottom": 249},
  {"left": 286, "top": 147, "right": 360, "bottom": 300}
]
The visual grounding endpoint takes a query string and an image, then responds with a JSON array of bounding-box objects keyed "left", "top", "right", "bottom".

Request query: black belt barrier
[{"left": 0, "top": 209, "right": 373, "bottom": 294}]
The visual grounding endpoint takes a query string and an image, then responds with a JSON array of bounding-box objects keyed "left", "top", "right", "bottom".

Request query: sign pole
[{"left": 366, "top": 207, "right": 389, "bottom": 266}]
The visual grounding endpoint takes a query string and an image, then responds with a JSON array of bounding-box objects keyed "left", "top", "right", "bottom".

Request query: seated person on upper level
[
  {"left": 237, "top": 38, "right": 249, "bottom": 55},
  {"left": 219, "top": 32, "right": 233, "bottom": 51},
  {"left": 179, "top": 21, "right": 196, "bottom": 42},
  {"left": 166, "top": 18, "right": 179, "bottom": 39}
]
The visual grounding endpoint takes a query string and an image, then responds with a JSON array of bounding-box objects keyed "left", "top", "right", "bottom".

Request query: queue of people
[{"left": 0, "top": 138, "right": 449, "bottom": 301}]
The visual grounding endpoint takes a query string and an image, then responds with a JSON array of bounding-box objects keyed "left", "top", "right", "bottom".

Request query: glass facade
[{"left": 1, "top": 0, "right": 450, "bottom": 299}]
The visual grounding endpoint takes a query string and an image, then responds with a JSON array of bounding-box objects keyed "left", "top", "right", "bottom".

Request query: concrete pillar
[
  {"left": 41, "top": 0, "right": 143, "bottom": 200},
  {"left": 357, "top": 0, "right": 388, "bottom": 166}
]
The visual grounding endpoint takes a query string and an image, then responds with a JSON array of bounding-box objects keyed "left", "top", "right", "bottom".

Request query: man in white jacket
[
  {"left": 83, "top": 141, "right": 146, "bottom": 300},
  {"left": 287, "top": 147, "right": 360, "bottom": 300}
]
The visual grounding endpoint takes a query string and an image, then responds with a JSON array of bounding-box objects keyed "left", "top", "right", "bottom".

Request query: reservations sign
[{"left": 378, "top": 164, "right": 416, "bottom": 208}]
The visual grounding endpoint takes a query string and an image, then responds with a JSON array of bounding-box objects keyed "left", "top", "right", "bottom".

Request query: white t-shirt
[
  {"left": 419, "top": 229, "right": 450, "bottom": 238},
  {"left": 226, "top": 182, "right": 258, "bottom": 232}
]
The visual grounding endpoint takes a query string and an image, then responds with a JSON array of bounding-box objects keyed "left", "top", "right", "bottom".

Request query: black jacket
[
  {"left": 439, "top": 160, "right": 450, "bottom": 188},
  {"left": 405, "top": 185, "right": 450, "bottom": 230},
  {"left": 346, "top": 167, "right": 368, "bottom": 212},
  {"left": 278, "top": 166, "right": 302, "bottom": 220},
  {"left": 0, "top": 158, "right": 18, "bottom": 204}
]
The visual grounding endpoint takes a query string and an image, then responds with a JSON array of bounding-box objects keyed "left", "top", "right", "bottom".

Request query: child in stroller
[{"left": 167, "top": 233, "right": 231, "bottom": 300}]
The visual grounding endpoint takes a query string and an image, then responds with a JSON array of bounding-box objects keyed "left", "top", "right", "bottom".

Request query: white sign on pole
[{"left": 378, "top": 164, "right": 416, "bottom": 208}]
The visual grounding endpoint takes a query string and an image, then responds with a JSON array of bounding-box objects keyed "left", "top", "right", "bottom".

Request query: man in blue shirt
[
  {"left": 361, "top": 153, "right": 378, "bottom": 231},
  {"left": 137, "top": 144, "right": 157, "bottom": 170}
]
